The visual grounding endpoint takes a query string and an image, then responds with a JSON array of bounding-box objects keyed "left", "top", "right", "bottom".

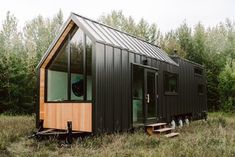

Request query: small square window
[
  {"left": 164, "top": 72, "right": 178, "bottom": 94},
  {"left": 194, "top": 68, "right": 203, "bottom": 75},
  {"left": 198, "top": 84, "right": 204, "bottom": 95}
]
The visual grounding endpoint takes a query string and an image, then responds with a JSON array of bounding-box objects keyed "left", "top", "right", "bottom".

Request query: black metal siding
[{"left": 94, "top": 42, "right": 207, "bottom": 133}]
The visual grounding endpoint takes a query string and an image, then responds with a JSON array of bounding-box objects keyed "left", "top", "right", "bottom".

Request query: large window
[
  {"left": 47, "top": 39, "right": 68, "bottom": 101},
  {"left": 70, "top": 29, "right": 84, "bottom": 100},
  {"left": 164, "top": 72, "right": 178, "bottom": 94},
  {"left": 86, "top": 36, "right": 92, "bottom": 100},
  {"left": 46, "top": 27, "right": 92, "bottom": 102}
]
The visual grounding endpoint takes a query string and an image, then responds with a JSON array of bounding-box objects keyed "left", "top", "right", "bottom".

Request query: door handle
[{"left": 146, "top": 94, "right": 150, "bottom": 103}]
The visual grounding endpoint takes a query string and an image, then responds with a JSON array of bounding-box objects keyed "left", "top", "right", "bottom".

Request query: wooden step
[
  {"left": 154, "top": 127, "right": 172, "bottom": 133},
  {"left": 145, "top": 123, "right": 167, "bottom": 127},
  {"left": 164, "top": 132, "right": 180, "bottom": 138},
  {"left": 145, "top": 123, "right": 168, "bottom": 135}
]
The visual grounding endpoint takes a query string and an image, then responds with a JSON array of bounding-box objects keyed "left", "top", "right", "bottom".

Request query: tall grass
[
  {"left": 0, "top": 113, "right": 235, "bottom": 157},
  {"left": 0, "top": 115, "right": 34, "bottom": 153}
]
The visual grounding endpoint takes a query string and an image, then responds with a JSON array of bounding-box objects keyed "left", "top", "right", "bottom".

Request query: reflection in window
[
  {"left": 46, "top": 26, "right": 92, "bottom": 102},
  {"left": 86, "top": 35, "right": 92, "bottom": 100},
  {"left": 164, "top": 72, "right": 178, "bottom": 93},
  {"left": 132, "top": 66, "right": 144, "bottom": 124},
  {"left": 47, "top": 39, "right": 68, "bottom": 101},
  {"left": 198, "top": 84, "right": 204, "bottom": 95},
  {"left": 194, "top": 68, "right": 203, "bottom": 75},
  {"left": 70, "top": 29, "right": 84, "bottom": 100}
]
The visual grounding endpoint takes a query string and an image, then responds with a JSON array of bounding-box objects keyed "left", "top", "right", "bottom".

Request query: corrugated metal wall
[{"left": 93, "top": 42, "right": 207, "bottom": 133}]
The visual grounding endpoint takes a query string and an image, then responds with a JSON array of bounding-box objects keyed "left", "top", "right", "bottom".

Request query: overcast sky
[{"left": 0, "top": 0, "right": 234, "bottom": 33}]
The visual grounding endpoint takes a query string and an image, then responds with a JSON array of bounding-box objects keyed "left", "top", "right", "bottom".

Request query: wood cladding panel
[
  {"left": 39, "top": 68, "right": 45, "bottom": 119},
  {"left": 43, "top": 103, "right": 92, "bottom": 132}
]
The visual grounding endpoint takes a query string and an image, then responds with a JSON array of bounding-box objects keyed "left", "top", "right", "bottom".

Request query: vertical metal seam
[
  {"left": 147, "top": 44, "right": 165, "bottom": 61},
  {"left": 120, "top": 49, "right": 123, "bottom": 131},
  {"left": 82, "top": 19, "right": 106, "bottom": 42},
  {"left": 115, "top": 31, "right": 136, "bottom": 52},
  {"left": 153, "top": 46, "right": 169, "bottom": 62},
  {"left": 100, "top": 26, "right": 125, "bottom": 48},
  {"left": 132, "top": 38, "right": 151, "bottom": 57},
  {"left": 112, "top": 47, "right": 115, "bottom": 131},
  {"left": 127, "top": 51, "right": 130, "bottom": 129},
  {"left": 142, "top": 41, "right": 161, "bottom": 59},
  {"left": 119, "top": 33, "right": 140, "bottom": 52},
  {"left": 90, "top": 22, "right": 114, "bottom": 45},
  {"left": 103, "top": 44, "right": 106, "bottom": 132},
  {"left": 123, "top": 34, "right": 142, "bottom": 54},
  {"left": 106, "top": 28, "right": 130, "bottom": 49},
  {"left": 92, "top": 42, "right": 96, "bottom": 133},
  {"left": 125, "top": 35, "right": 144, "bottom": 54}
]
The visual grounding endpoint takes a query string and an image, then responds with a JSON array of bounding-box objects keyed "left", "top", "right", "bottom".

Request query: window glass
[
  {"left": 164, "top": 73, "right": 178, "bottom": 93},
  {"left": 46, "top": 26, "right": 92, "bottom": 102},
  {"left": 132, "top": 66, "right": 144, "bottom": 124},
  {"left": 198, "top": 84, "right": 204, "bottom": 94},
  {"left": 194, "top": 68, "right": 203, "bottom": 75},
  {"left": 86, "top": 35, "right": 92, "bottom": 100},
  {"left": 70, "top": 29, "right": 84, "bottom": 100},
  {"left": 47, "top": 39, "right": 68, "bottom": 101}
]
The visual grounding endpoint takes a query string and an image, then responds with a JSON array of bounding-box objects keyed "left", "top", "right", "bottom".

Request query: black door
[{"left": 144, "top": 69, "right": 157, "bottom": 123}]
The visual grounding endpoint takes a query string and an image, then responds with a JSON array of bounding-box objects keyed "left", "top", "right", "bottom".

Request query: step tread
[
  {"left": 145, "top": 123, "right": 167, "bottom": 127},
  {"left": 164, "top": 132, "right": 180, "bottom": 138},
  {"left": 154, "top": 127, "right": 172, "bottom": 133}
]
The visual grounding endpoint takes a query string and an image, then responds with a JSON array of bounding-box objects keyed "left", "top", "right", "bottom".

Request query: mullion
[
  {"left": 83, "top": 33, "right": 87, "bottom": 101},
  {"left": 68, "top": 34, "right": 71, "bottom": 100}
]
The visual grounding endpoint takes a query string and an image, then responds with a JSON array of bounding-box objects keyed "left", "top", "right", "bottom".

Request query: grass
[{"left": 0, "top": 112, "right": 235, "bottom": 157}]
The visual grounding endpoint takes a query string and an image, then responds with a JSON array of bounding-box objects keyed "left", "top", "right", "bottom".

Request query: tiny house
[{"left": 36, "top": 13, "right": 207, "bottom": 134}]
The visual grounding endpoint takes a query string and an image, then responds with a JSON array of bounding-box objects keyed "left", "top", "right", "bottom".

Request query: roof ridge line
[{"left": 71, "top": 12, "right": 161, "bottom": 49}]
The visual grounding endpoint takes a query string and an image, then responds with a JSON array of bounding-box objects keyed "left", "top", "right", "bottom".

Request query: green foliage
[
  {"left": 160, "top": 22, "right": 193, "bottom": 57},
  {"left": 218, "top": 63, "right": 235, "bottom": 112},
  {"left": 0, "top": 11, "right": 63, "bottom": 114}
]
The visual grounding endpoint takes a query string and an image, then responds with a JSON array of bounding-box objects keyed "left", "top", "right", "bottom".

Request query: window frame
[
  {"left": 45, "top": 26, "right": 92, "bottom": 103},
  {"left": 194, "top": 67, "right": 203, "bottom": 76},
  {"left": 197, "top": 84, "right": 204, "bottom": 95},
  {"left": 164, "top": 72, "right": 179, "bottom": 95}
]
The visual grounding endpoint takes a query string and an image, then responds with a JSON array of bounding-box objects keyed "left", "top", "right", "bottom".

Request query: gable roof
[{"left": 37, "top": 13, "right": 177, "bottom": 69}]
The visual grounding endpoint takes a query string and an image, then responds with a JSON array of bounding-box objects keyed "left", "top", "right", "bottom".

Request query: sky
[{"left": 0, "top": 0, "right": 235, "bottom": 33}]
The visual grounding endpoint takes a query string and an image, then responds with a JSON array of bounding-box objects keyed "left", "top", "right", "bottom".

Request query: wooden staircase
[{"left": 145, "top": 123, "right": 179, "bottom": 138}]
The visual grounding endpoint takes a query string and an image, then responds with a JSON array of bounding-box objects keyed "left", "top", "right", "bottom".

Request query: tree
[
  {"left": 176, "top": 22, "right": 193, "bottom": 58},
  {"left": 159, "top": 30, "right": 186, "bottom": 56},
  {"left": 0, "top": 10, "right": 63, "bottom": 113},
  {"left": 218, "top": 63, "right": 235, "bottom": 112},
  {"left": 23, "top": 10, "right": 64, "bottom": 113},
  {"left": 0, "top": 11, "right": 28, "bottom": 113}
]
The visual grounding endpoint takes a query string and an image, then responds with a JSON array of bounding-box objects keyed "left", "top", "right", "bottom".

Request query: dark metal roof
[
  {"left": 37, "top": 13, "right": 177, "bottom": 68},
  {"left": 72, "top": 13, "right": 177, "bottom": 65}
]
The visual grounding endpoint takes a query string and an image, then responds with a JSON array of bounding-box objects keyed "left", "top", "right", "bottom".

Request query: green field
[{"left": 0, "top": 113, "right": 235, "bottom": 157}]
